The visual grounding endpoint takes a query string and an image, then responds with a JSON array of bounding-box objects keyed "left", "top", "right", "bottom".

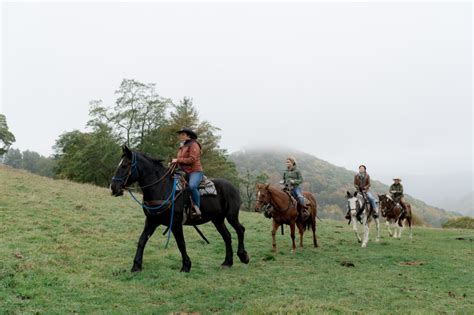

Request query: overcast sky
[{"left": 1, "top": 2, "right": 472, "bottom": 187}]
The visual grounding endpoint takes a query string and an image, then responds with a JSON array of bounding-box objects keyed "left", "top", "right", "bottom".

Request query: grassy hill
[
  {"left": 1, "top": 165, "right": 473, "bottom": 314},
  {"left": 230, "top": 149, "right": 459, "bottom": 227}
]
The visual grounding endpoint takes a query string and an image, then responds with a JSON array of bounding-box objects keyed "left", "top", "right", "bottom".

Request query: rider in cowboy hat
[
  {"left": 282, "top": 156, "right": 309, "bottom": 219},
  {"left": 171, "top": 127, "right": 203, "bottom": 219},
  {"left": 390, "top": 177, "right": 407, "bottom": 218}
]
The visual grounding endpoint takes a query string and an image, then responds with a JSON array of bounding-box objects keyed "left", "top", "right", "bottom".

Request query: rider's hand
[
  {"left": 171, "top": 158, "right": 178, "bottom": 164},
  {"left": 290, "top": 180, "right": 295, "bottom": 184}
]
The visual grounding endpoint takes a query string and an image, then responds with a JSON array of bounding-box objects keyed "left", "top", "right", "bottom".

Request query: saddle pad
[{"left": 176, "top": 175, "right": 217, "bottom": 196}]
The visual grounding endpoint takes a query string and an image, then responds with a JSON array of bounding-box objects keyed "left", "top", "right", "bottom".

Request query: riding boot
[
  {"left": 191, "top": 204, "right": 202, "bottom": 220},
  {"left": 299, "top": 203, "right": 309, "bottom": 220}
]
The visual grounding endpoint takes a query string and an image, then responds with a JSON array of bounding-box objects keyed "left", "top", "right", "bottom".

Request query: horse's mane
[{"left": 138, "top": 152, "right": 165, "bottom": 168}]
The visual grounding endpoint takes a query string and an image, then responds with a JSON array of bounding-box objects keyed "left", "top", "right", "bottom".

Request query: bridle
[
  {"left": 256, "top": 186, "right": 294, "bottom": 212},
  {"left": 347, "top": 197, "right": 361, "bottom": 212},
  {"left": 112, "top": 152, "right": 177, "bottom": 191}
]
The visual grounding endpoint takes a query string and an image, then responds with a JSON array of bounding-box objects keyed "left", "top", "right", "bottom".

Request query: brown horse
[
  {"left": 378, "top": 194, "right": 413, "bottom": 239},
  {"left": 255, "top": 183, "right": 318, "bottom": 253}
]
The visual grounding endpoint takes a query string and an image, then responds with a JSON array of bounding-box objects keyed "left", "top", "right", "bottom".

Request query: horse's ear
[
  {"left": 353, "top": 191, "right": 358, "bottom": 197},
  {"left": 346, "top": 191, "right": 351, "bottom": 198},
  {"left": 256, "top": 183, "right": 261, "bottom": 189},
  {"left": 122, "top": 145, "right": 132, "bottom": 158},
  {"left": 265, "top": 183, "right": 270, "bottom": 189}
]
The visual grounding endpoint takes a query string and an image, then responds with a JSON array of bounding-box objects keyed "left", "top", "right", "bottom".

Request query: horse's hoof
[
  {"left": 131, "top": 266, "right": 142, "bottom": 273},
  {"left": 375, "top": 238, "right": 380, "bottom": 243},
  {"left": 361, "top": 243, "right": 367, "bottom": 248},
  {"left": 221, "top": 262, "right": 233, "bottom": 269},
  {"left": 180, "top": 266, "right": 191, "bottom": 273},
  {"left": 238, "top": 252, "right": 250, "bottom": 264}
]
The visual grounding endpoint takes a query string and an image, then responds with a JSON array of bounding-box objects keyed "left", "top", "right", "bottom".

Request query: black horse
[{"left": 110, "top": 146, "right": 249, "bottom": 273}]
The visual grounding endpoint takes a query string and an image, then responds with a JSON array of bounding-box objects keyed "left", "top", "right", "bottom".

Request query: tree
[
  {"left": 3, "top": 148, "right": 22, "bottom": 168},
  {"left": 88, "top": 79, "right": 170, "bottom": 149},
  {"left": 240, "top": 169, "right": 269, "bottom": 211},
  {"left": 152, "top": 97, "right": 240, "bottom": 184},
  {"left": 0, "top": 114, "right": 15, "bottom": 156},
  {"left": 54, "top": 126, "right": 120, "bottom": 186}
]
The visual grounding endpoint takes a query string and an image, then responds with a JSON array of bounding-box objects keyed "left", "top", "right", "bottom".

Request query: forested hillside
[{"left": 230, "top": 149, "right": 459, "bottom": 227}]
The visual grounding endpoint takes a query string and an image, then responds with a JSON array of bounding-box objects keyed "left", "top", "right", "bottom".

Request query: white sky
[{"left": 1, "top": 1, "right": 472, "bottom": 185}]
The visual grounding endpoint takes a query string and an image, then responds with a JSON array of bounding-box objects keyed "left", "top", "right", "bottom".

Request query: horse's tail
[
  {"left": 304, "top": 193, "right": 317, "bottom": 231},
  {"left": 406, "top": 204, "right": 413, "bottom": 228}
]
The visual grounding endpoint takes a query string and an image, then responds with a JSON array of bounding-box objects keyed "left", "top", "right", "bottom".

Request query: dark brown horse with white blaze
[
  {"left": 110, "top": 146, "right": 249, "bottom": 273},
  {"left": 378, "top": 194, "right": 413, "bottom": 239},
  {"left": 255, "top": 183, "right": 318, "bottom": 253}
]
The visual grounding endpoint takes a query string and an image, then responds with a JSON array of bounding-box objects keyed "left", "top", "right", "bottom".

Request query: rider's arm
[
  {"left": 293, "top": 170, "right": 303, "bottom": 185},
  {"left": 177, "top": 142, "right": 200, "bottom": 165},
  {"left": 364, "top": 175, "right": 371, "bottom": 191}
]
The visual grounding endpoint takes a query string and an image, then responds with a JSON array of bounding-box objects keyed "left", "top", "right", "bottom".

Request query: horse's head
[
  {"left": 255, "top": 183, "right": 271, "bottom": 213},
  {"left": 110, "top": 146, "right": 140, "bottom": 196},
  {"left": 346, "top": 191, "right": 360, "bottom": 212}
]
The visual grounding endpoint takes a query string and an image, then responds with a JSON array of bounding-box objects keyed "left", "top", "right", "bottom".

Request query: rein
[{"left": 113, "top": 152, "right": 180, "bottom": 249}]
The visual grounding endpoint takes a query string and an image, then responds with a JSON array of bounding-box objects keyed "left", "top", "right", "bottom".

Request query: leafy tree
[
  {"left": 240, "top": 169, "right": 269, "bottom": 211},
  {"left": 147, "top": 97, "right": 240, "bottom": 184},
  {"left": 3, "top": 148, "right": 22, "bottom": 168},
  {"left": 88, "top": 79, "right": 170, "bottom": 149},
  {"left": 54, "top": 126, "right": 120, "bottom": 186},
  {"left": 0, "top": 114, "right": 15, "bottom": 156},
  {"left": 3, "top": 148, "right": 56, "bottom": 178}
]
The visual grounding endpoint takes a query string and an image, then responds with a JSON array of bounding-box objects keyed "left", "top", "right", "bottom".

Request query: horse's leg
[
  {"left": 171, "top": 223, "right": 192, "bottom": 272},
  {"left": 352, "top": 212, "right": 361, "bottom": 243},
  {"left": 271, "top": 220, "right": 280, "bottom": 253},
  {"left": 290, "top": 220, "right": 296, "bottom": 253},
  {"left": 311, "top": 212, "right": 318, "bottom": 247},
  {"left": 374, "top": 217, "right": 381, "bottom": 242},
  {"left": 386, "top": 220, "right": 393, "bottom": 237},
  {"left": 297, "top": 222, "right": 304, "bottom": 248},
  {"left": 361, "top": 215, "right": 369, "bottom": 248},
  {"left": 226, "top": 214, "right": 250, "bottom": 264},
  {"left": 398, "top": 220, "right": 404, "bottom": 239},
  {"left": 212, "top": 218, "right": 233, "bottom": 267},
  {"left": 131, "top": 218, "right": 159, "bottom": 272}
]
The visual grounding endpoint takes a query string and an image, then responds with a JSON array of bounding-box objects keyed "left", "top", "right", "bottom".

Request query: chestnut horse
[
  {"left": 255, "top": 183, "right": 318, "bottom": 252},
  {"left": 378, "top": 194, "right": 413, "bottom": 239}
]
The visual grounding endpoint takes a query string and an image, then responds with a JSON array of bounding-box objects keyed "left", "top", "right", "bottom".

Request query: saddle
[{"left": 175, "top": 174, "right": 217, "bottom": 196}]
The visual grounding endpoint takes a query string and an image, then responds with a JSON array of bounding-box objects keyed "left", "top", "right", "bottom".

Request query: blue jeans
[
  {"left": 188, "top": 172, "right": 203, "bottom": 208},
  {"left": 292, "top": 186, "right": 305, "bottom": 206},
  {"left": 366, "top": 192, "right": 377, "bottom": 210}
]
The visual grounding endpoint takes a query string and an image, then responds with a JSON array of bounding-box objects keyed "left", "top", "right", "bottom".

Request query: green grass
[{"left": 1, "top": 165, "right": 473, "bottom": 314}]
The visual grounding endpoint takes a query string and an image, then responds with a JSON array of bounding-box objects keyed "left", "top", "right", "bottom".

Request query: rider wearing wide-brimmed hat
[
  {"left": 172, "top": 127, "right": 203, "bottom": 219},
  {"left": 282, "top": 156, "right": 309, "bottom": 218},
  {"left": 389, "top": 177, "right": 407, "bottom": 217}
]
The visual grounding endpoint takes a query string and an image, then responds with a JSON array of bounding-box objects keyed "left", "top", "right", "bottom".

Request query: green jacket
[
  {"left": 390, "top": 183, "right": 404, "bottom": 199},
  {"left": 283, "top": 167, "right": 303, "bottom": 186}
]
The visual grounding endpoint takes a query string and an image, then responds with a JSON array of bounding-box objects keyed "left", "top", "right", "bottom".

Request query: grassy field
[{"left": 1, "top": 165, "right": 473, "bottom": 314}]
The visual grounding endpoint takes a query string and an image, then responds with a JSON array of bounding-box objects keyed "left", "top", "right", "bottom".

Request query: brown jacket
[
  {"left": 177, "top": 140, "right": 203, "bottom": 174},
  {"left": 354, "top": 173, "right": 371, "bottom": 192}
]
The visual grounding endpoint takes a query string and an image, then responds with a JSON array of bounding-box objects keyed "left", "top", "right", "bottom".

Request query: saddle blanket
[{"left": 176, "top": 175, "right": 217, "bottom": 196}]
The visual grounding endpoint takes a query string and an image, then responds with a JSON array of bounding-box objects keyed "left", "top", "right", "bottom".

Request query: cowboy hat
[
  {"left": 176, "top": 127, "right": 198, "bottom": 140},
  {"left": 393, "top": 177, "right": 402, "bottom": 181}
]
